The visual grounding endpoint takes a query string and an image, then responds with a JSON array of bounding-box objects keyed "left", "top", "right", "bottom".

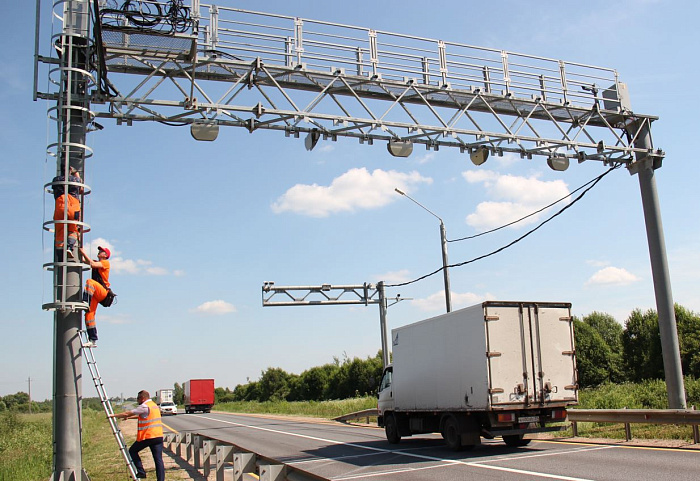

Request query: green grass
[
  {"left": 82, "top": 408, "right": 137, "bottom": 481},
  {"left": 0, "top": 411, "right": 52, "bottom": 480},
  {"left": 215, "top": 396, "right": 378, "bottom": 418}
]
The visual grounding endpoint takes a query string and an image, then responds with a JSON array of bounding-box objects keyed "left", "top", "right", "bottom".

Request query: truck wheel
[
  {"left": 503, "top": 434, "right": 531, "bottom": 447},
  {"left": 385, "top": 414, "right": 401, "bottom": 444},
  {"left": 442, "top": 416, "right": 464, "bottom": 451}
]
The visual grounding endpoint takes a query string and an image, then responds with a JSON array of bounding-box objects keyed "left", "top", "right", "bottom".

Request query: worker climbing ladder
[{"left": 79, "top": 330, "right": 140, "bottom": 481}]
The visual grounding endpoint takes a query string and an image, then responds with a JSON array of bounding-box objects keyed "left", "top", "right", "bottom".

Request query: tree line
[
  {"left": 189, "top": 303, "right": 700, "bottom": 404},
  {"left": 3, "top": 304, "right": 698, "bottom": 412}
]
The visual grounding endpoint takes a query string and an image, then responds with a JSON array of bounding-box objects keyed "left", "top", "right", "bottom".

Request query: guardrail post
[
  {"left": 693, "top": 406, "right": 699, "bottom": 444},
  {"left": 216, "top": 445, "right": 235, "bottom": 481},
  {"left": 259, "top": 464, "right": 285, "bottom": 481},
  {"left": 233, "top": 452, "right": 256, "bottom": 481},
  {"left": 175, "top": 433, "right": 183, "bottom": 458},
  {"left": 203, "top": 439, "right": 219, "bottom": 478},
  {"left": 193, "top": 434, "right": 204, "bottom": 469},
  {"left": 624, "top": 422, "right": 632, "bottom": 442},
  {"left": 571, "top": 421, "right": 578, "bottom": 437},
  {"left": 163, "top": 433, "right": 174, "bottom": 450},
  {"left": 185, "top": 432, "right": 193, "bottom": 462}
]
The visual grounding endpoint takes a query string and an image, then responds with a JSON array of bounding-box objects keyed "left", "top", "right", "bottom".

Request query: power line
[
  {"left": 448, "top": 167, "right": 619, "bottom": 242},
  {"left": 387, "top": 164, "right": 621, "bottom": 288}
]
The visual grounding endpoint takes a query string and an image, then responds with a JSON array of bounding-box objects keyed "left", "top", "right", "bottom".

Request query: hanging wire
[
  {"left": 448, "top": 168, "right": 619, "bottom": 242},
  {"left": 387, "top": 163, "right": 622, "bottom": 288}
]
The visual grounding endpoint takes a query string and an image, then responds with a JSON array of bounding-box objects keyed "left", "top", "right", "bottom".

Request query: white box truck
[
  {"left": 377, "top": 301, "right": 578, "bottom": 450},
  {"left": 156, "top": 389, "right": 174, "bottom": 405}
]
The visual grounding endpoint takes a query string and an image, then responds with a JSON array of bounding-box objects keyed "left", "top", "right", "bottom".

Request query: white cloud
[
  {"left": 462, "top": 170, "right": 570, "bottom": 230},
  {"left": 374, "top": 269, "right": 412, "bottom": 284},
  {"left": 411, "top": 290, "right": 495, "bottom": 312},
  {"left": 586, "top": 259, "right": 610, "bottom": 268},
  {"left": 316, "top": 144, "right": 335, "bottom": 153},
  {"left": 586, "top": 267, "right": 641, "bottom": 286},
  {"left": 192, "top": 300, "right": 237, "bottom": 315},
  {"left": 83, "top": 237, "right": 179, "bottom": 276},
  {"left": 416, "top": 152, "right": 436, "bottom": 165},
  {"left": 271, "top": 168, "right": 432, "bottom": 217}
]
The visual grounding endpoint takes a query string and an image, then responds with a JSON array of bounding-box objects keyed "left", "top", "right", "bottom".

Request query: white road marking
[{"left": 199, "top": 414, "right": 595, "bottom": 481}]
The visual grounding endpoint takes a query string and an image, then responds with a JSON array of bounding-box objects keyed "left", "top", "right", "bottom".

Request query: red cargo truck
[{"left": 184, "top": 379, "right": 215, "bottom": 414}]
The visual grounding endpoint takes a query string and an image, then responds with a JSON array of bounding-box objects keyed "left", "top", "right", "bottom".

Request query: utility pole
[
  {"left": 28, "top": 377, "right": 32, "bottom": 414},
  {"left": 395, "top": 189, "right": 452, "bottom": 312}
]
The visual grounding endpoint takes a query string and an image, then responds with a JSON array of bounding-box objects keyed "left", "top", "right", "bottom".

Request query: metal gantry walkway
[{"left": 37, "top": 1, "right": 662, "bottom": 166}]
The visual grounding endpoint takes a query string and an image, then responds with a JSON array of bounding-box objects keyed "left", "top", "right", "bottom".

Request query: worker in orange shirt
[
  {"left": 79, "top": 246, "right": 111, "bottom": 347},
  {"left": 110, "top": 390, "right": 165, "bottom": 481},
  {"left": 53, "top": 165, "right": 82, "bottom": 259}
]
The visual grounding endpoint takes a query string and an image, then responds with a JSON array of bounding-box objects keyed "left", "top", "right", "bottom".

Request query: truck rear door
[{"left": 484, "top": 302, "right": 577, "bottom": 407}]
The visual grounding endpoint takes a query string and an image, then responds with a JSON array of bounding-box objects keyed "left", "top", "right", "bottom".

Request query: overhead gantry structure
[{"left": 34, "top": 1, "right": 684, "bottom": 478}]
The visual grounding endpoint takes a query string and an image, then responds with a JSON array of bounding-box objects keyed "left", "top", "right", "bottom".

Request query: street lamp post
[{"left": 395, "top": 188, "right": 452, "bottom": 312}]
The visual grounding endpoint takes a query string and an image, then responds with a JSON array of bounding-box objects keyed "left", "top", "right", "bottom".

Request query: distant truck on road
[
  {"left": 184, "top": 379, "right": 215, "bottom": 414},
  {"left": 377, "top": 301, "right": 578, "bottom": 450},
  {"left": 155, "top": 389, "right": 174, "bottom": 405}
]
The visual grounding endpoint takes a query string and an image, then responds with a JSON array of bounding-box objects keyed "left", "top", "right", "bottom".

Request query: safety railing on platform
[{"left": 163, "top": 432, "right": 330, "bottom": 481}]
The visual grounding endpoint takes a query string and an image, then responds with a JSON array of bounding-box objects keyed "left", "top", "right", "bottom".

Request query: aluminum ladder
[{"left": 80, "top": 330, "right": 140, "bottom": 480}]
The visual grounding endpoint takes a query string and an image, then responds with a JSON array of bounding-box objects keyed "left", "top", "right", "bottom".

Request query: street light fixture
[{"left": 395, "top": 188, "right": 452, "bottom": 312}]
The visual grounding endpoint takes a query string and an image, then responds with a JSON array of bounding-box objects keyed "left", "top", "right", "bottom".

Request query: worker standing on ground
[
  {"left": 110, "top": 390, "right": 165, "bottom": 481},
  {"left": 53, "top": 165, "right": 82, "bottom": 258},
  {"left": 79, "top": 245, "right": 111, "bottom": 347}
]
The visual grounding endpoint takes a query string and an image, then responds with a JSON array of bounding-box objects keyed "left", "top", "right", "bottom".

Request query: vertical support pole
[
  {"left": 377, "top": 282, "right": 390, "bottom": 368},
  {"left": 369, "top": 30, "right": 378, "bottom": 78},
  {"left": 631, "top": 120, "right": 686, "bottom": 409},
  {"left": 438, "top": 40, "right": 447, "bottom": 87},
  {"left": 294, "top": 18, "right": 304, "bottom": 66},
  {"left": 439, "top": 221, "right": 452, "bottom": 313},
  {"left": 51, "top": 1, "right": 90, "bottom": 480},
  {"left": 500, "top": 51, "right": 510, "bottom": 96},
  {"left": 210, "top": 5, "right": 219, "bottom": 51}
]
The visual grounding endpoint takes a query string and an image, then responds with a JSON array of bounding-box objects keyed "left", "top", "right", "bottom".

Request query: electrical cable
[
  {"left": 449, "top": 169, "right": 615, "bottom": 242},
  {"left": 387, "top": 163, "right": 622, "bottom": 288}
]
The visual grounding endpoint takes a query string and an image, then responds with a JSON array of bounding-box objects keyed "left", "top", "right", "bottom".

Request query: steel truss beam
[
  {"left": 262, "top": 282, "right": 380, "bottom": 307},
  {"left": 36, "top": 1, "right": 663, "bottom": 166}
]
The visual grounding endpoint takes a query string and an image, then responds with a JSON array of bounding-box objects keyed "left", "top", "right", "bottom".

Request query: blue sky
[{"left": 2, "top": 0, "right": 700, "bottom": 402}]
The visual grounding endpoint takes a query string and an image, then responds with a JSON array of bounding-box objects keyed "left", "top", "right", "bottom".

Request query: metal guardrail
[
  {"left": 569, "top": 408, "right": 700, "bottom": 443},
  {"left": 334, "top": 408, "right": 700, "bottom": 444},
  {"left": 163, "top": 432, "right": 329, "bottom": 481},
  {"left": 333, "top": 409, "right": 378, "bottom": 424}
]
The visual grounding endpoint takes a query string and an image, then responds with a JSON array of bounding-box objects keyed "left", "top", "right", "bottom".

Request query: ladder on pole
[{"left": 80, "top": 330, "right": 139, "bottom": 480}]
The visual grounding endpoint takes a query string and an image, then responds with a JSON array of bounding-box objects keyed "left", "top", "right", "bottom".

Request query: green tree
[
  {"left": 173, "top": 382, "right": 184, "bottom": 405},
  {"left": 573, "top": 319, "right": 618, "bottom": 387},
  {"left": 623, "top": 308, "right": 665, "bottom": 382},
  {"left": 258, "top": 368, "right": 293, "bottom": 401},
  {"left": 582, "top": 312, "right": 625, "bottom": 383},
  {"left": 674, "top": 305, "right": 700, "bottom": 378},
  {"left": 622, "top": 304, "right": 700, "bottom": 382}
]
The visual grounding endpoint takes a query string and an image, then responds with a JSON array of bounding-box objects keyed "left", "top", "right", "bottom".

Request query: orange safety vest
[{"left": 137, "top": 400, "right": 163, "bottom": 441}]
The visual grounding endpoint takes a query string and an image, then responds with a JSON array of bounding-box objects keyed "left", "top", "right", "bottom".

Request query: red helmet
[{"left": 98, "top": 246, "right": 111, "bottom": 259}]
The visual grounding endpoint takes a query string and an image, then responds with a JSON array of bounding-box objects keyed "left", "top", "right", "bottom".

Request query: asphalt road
[{"left": 162, "top": 412, "right": 699, "bottom": 480}]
